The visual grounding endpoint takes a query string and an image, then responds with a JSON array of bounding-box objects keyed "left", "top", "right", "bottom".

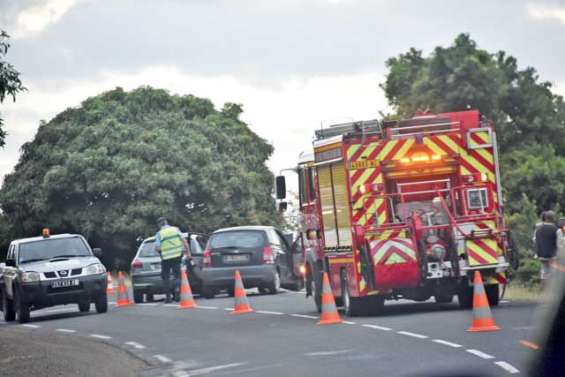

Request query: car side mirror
[
  {"left": 5, "top": 259, "right": 15, "bottom": 267},
  {"left": 92, "top": 248, "right": 103, "bottom": 257},
  {"left": 275, "top": 175, "right": 286, "bottom": 199},
  {"left": 278, "top": 201, "right": 288, "bottom": 212}
]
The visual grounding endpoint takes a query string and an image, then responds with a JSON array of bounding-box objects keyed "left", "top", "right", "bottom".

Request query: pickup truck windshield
[{"left": 18, "top": 237, "right": 91, "bottom": 263}]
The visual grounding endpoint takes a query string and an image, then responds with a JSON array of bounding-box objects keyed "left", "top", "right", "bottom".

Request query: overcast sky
[{"left": 1, "top": 0, "right": 565, "bottom": 188}]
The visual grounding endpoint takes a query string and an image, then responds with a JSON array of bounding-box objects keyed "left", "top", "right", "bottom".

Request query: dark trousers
[{"left": 161, "top": 256, "right": 182, "bottom": 297}]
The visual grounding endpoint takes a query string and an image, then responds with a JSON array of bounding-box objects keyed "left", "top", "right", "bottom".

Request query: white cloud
[
  {"left": 14, "top": 0, "right": 79, "bottom": 38},
  {"left": 0, "top": 67, "right": 388, "bottom": 189},
  {"left": 527, "top": 3, "right": 565, "bottom": 25}
]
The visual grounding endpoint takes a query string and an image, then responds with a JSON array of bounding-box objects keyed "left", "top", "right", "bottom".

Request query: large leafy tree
[
  {"left": 381, "top": 34, "right": 565, "bottom": 284},
  {"left": 0, "top": 87, "right": 281, "bottom": 265},
  {"left": 0, "top": 30, "right": 26, "bottom": 147}
]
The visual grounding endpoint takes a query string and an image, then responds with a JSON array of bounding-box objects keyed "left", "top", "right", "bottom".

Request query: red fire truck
[{"left": 276, "top": 110, "right": 517, "bottom": 316}]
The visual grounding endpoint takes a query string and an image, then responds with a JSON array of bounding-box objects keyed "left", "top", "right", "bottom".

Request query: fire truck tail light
[
  {"left": 203, "top": 248, "right": 212, "bottom": 267},
  {"left": 359, "top": 183, "right": 383, "bottom": 194},
  {"left": 263, "top": 245, "right": 275, "bottom": 264},
  {"left": 401, "top": 157, "right": 411, "bottom": 164},
  {"left": 431, "top": 154, "right": 441, "bottom": 161},
  {"left": 480, "top": 173, "right": 488, "bottom": 182}
]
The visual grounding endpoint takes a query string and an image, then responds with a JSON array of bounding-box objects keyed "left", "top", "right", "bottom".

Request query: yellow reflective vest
[{"left": 158, "top": 226, "right": 184, "bottom": 260}]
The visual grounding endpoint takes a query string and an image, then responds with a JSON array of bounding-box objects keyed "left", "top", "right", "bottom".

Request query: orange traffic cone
[
  {"left": 115, "top": 271, "right": 130, "bottom": 307},
  {"left": 231, "top": 270, "right": 253, "bottom": 314},
  {"left": 317, "top": 272, "right": 343, "bottom": 325},
  {"left": 179, "top": 270, "right": 197, "bottom": 309},
  {"left": 467, "top": 271, "right": 500, "bottom": 332},
  {"left": 106, "top": 272, "right": 115, "bottom": 294}
]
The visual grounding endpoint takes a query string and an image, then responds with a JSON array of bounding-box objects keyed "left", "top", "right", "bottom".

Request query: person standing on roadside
[
  {"left": 154, "top": 217, "right": 190, "bottom": 303},
  {"left": 556, "top": 218, "right": 565, "bottom": 264},
  {"left": 534, "top": 211, "right": 558, "bottom": 281}
]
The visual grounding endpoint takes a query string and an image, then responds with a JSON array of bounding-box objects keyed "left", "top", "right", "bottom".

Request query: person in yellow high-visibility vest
[{"left": 154, "top": 217, "right": 190, "bottom": 303}]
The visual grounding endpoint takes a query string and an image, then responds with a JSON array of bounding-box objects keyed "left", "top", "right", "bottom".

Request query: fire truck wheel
[
  {"left": 341, "top": 270, "right": 367, "bottom": 317},
  {"left": 457, "top": 281, "right": 473, "bottom": 309},
  {"left": 485, "top": 284, "right": 500, "bottom": 307},
  {"left": 306, "top": 263, "right": 323, "bottom": 313},
  {"left": 366, "top": 295, "right": 385, "bottom": 315}
]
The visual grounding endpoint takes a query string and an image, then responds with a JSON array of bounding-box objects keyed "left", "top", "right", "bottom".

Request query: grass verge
[{"left": 504, "top": 284, "right": 542, "bottom": 303}]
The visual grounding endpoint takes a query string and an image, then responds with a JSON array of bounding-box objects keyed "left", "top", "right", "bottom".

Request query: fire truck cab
[{"left": 276, "top": 110, "right": 515, "bottom": 316}]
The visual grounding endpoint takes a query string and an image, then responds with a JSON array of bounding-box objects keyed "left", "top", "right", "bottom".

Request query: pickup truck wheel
[
  {"left": 2, "top": 290, "right": 15, "bottom": 322},
  {"left": 78, "top": 301, "right": 90, "bottom": 313},
  {"left": 15, "top": 291, "right": 30, "bottom": 324},
  {"left": 95, "top": 293, "right": 108, "bottom": 313}
]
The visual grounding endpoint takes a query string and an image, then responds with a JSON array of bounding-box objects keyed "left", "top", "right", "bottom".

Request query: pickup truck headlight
[
  {"left": 85, "top": 263, "right": 106, "bottom": 275},
  {"left": 22, "top": 271, "right": 41, "bottom": 283}
]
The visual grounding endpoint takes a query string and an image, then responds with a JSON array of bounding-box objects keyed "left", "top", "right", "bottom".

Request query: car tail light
[
  {"left": 131, "top": 259, "right": 143, "bottom": 269},
  {"left": 263, "top": 245, "right": 274, "bottom": 264},
  {"left": 203, "top": 248, "right": 212, "bottom": 267}
]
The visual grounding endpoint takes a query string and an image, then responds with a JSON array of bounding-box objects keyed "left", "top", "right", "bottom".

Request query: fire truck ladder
[{"left": 315, "top": 119, "right": 383, "bottom": 140}]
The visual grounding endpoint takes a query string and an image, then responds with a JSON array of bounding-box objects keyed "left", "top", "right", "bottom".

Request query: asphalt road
[{"left": 0, "top": 288, "right": 540, "bottom": 377}]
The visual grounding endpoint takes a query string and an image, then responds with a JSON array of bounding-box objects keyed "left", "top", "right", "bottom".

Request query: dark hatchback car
[
  {"left": 130, "top": 233, "right": 208, "bottom": 303},
  {"left": 200, "top": 226, "right": 303, "bottom": 299}
]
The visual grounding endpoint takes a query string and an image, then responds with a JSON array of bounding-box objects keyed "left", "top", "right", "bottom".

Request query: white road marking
[
  {"left": 137, "top": 303, "right": 159, "bottom": 306},
  {"left": 500, "top": 300, "right": 511, "bottom": 304},
  {"left": 164, "top": 304, "right": 178, "bottom": 308},
  {"left": 343, "top": 321, "right": 357, "bottom": 325},
  {"left": 305, "top": 349, "right": 352, "bottom": 357},
  {"left": 183, "top": 362, "right": 246, "bottom": 376},
  {"left": 56, "top": 328, "right": 77, "bottom": 333},
  {"left": 432, "top": 339, "right": 463, "bottom": 348},
  {"left": 196, "top": 305, "right": 218, "bottom": 310},
  {"left": 362, "top": 324, "right": 392, "bottom": 331},
  {"left": 290, "top": 314, "right": 317, "bottom": 319},
  {"left": 495, "top": 361, "right": 520, "bottom": 374},
  {"left": 154, "top": 354, "right": 172, "bottom": 363},
  {"left": 397, "top": 331, "right": 428, "bottom": 339},
  {"left": 21, "top": 324, "right": 40, "bottom": 329},
  {"left": 89, "top": 334, "right": 112, "bottom": 340},
  {"left": 125, "top": 341, "right": 146, "bottom": 350},
  {"left": 223, "top": 307, "right": 234, "bottom": 311},
  {"left": 257, "top": 310, "right": 284, "bottom": 315},
  {"left": 466, "top": 349, "right": 495, "bottom": 360},
  {"left": 108, "top": 301, "right": 116, "bottom": 304}
]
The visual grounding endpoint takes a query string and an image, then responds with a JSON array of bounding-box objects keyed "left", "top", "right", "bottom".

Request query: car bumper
[
  {"left": 21, "top": 273, "right": 107, "bottom": 309},
  {"left": 201, "top": 265, "right": 275, "bottom": 289},
  {"left": 132, "top": 270, "right": 202, "bottom": 293}
]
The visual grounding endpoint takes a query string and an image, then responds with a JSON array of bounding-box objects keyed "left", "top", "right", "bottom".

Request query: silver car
[{"left": 130, "top": 233, "right": 208, "bottom": 303}]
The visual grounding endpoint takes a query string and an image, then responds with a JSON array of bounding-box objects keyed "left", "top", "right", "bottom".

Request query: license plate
[
  {"left": 223, "top": 255, "right": 249, "bottom": 263},
  {"left": 51, "top": 279, "right": 80, "bottom": 288},
  {"left": 151, "top": 263, "right": 161, "bottom": 271}
]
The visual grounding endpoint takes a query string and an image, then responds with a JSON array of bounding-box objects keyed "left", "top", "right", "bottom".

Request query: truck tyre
[
  {"left": 133, "top": 290, "right": 144, "bottom": 304},
  {"left": 146, "top": 293, "right": 154, "bottom": 302},
  {"left": 485, "top": 284, "right": 500, "bottom": 307},
  {"left": 434, "top": 293, "right": 454, "bottom": 304},
  {"left": 366, "top": 295, "right": 385, "bottom": 316},
  {"left": 95, "top": 293, "right": 108, "bottom": 313},
  {"left": 2, "top": 290, "right": 15, "bottom": 322},
  {"left": 78, "top": 301, "right": 90, "bottom": 312},
  {"left": 457, "top": 280, "right": 473, "bottom": 309},
  {"left": 15, "top": 291, "right": 30, "bottom": 324},
  {"left": 341, "top": 270, "right": 367, "bottom": 317},
  {"left": 267, "top": 270, "right": 281, "bottom": 294},
  {"left": 201, "top": 286, "right": 215, "bottom": 299}
]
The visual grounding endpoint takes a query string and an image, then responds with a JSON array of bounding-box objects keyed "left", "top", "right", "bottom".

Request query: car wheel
[
  {"left": 95, "top": 293, "right": 108, "bottom": 313},
  {"left": 258, "top": 287, "right": 269, "bottom": 294},
  {"left": 268, "top": 270, "right": 281, "bottom": 294},
  {"left": 227, "top": 288, "right": 235, "bottom": 297},
  {"left": 2, "top": 289, "right": 15, "bottom": 322},
  {"left": 133, "top": 290, "right": 144, "bottom": 304},
  {"left": 201, "top": 286, "right": 215, "bottom": 299},
  {"left": 485, "top": 284, "right": 500, "bottom": 307},
  {"left": 146, "top": 293, "right": 154, "bottom": 302},
  {"left": 15, "top": 291, "right": 30, "bottom": 324},
  {"left": 78, "top": 301, "right": 90, "bottom": 313}
]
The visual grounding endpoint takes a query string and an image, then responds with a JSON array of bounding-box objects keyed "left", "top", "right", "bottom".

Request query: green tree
[
  {"left": 0, "top": 30, "right": 26, "bottom": 147},
  {"left": 0, "top": 87, "right": 282, "bottom": 265}
]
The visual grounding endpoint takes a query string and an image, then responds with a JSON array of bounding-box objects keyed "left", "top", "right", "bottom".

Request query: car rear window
[
  {"left": 139, "top": 240, "right": 158, "bottom": 257},
  {"left": 210, "top": 231, "right": 265, "bottom": 249},
  {"left": 19, "top": 237, "right": 91, "bottom": 263}
]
